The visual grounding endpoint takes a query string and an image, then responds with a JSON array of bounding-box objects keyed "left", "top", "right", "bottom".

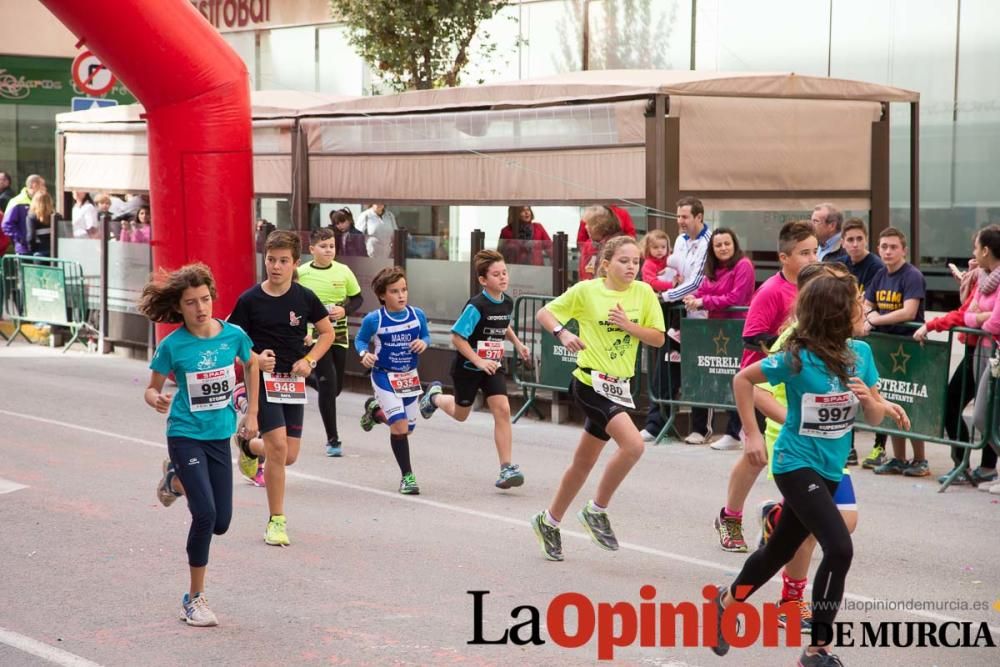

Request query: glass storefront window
[
  {"left": 318, "top": 26, "right": 366, "bottom": 95},
  {"left": 259, "top": 26, "right": 317, "bottom": 91}
]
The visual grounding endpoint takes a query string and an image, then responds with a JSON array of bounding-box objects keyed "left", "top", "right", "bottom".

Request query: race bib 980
[{"left": 591, "top": 371, "right": 634, "bottom": 409}]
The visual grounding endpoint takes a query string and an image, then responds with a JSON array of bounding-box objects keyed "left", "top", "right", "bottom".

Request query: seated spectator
[
  {"left": 330, "top": 208, "right": 366, "bottom": 257},
  {"left": 576, "top": 204, "right": 637, "bottom": 244},
  {"left": 578, "top": 205, "right": 623, "bottom": 281},
  {"left": 121, "top": 205, "right": 151, "bottom": 243},
  {"left": 498, "top": 206, "right": 551, "bottom": 266},
  {"left": 26, "top": 191, "right": 54, "bottom": 256},
  {"left": 640, "top": 229, "right": 678, "bottom": 293},
  {"left": 682, "top": 228, "right": 756, "bottom": 451},
  {"left": 256, "top": 218, "right": 276, "bottom": 253},
  {"left": 72, "top": 191, "right": 98, "bottom": 239}
]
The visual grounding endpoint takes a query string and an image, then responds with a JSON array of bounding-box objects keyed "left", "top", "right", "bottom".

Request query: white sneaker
[
  {"left": 181, "top": 593, "right": 218, "bottom": 627},
  {"left": 639, "top": 429, "right": 656, "bottom": 443},
  {"left": 711, "top": 435, "right": 743, "bottom": 451},
  {"left": 978, "top": 480, "right": 996, "bottom": 492},
  {"left": 990, "top": 483, "right": 1000, "bottom": 495},
  {"left": 684, "top": 432, "right": 707, "bottom": 445},
  {"left": 667, "top": 328, "right": 682, "bottom": 344}
]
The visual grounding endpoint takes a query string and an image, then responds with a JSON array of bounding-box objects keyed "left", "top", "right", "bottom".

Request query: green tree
[{"left": 329, "top": 0, "right": 514, "bottom": 91}]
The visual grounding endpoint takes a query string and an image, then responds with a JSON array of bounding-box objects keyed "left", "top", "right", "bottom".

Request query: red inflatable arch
[{"left": 41, "top": 0, "right": 255, "bottom": 335}]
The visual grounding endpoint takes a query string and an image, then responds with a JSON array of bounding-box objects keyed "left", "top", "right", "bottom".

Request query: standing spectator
[
  {"left": 812, "top": 203, "right": 848, "bottom": 263},
  {"left": 2, "top": 174, "right": 46, "bottom": 254},
  {"left": 498, "top": 206, "right": 551, "bottom": 266},
  {"left": 26, "top": 191, "right": 54, "bottom": 256},
  {"left": 640, "top": 196, "right": 712, "bottom": 443},
  {"left": 913, "top": 244, "right": 998, "bottom": 486},
  {"left": 576, "top": 204, "right": 637, "bottom": 244},
  {"left": 121, "top": 205, "right": 151, "bottom": 243},
  {"left": 0, "top": 171, "right": 12, "bottom": 255},
  {"left": 72, "top": 191, "right": 99, "bottom": 239},
  {"left": 0, "top": 171, "right": 14, "bottom": 213},
  {"left": 255, "top": 218, "right": 276, "bottom": 253},
  {"left": 863, "top": 227, "right": 928, "bottom": 477},
  {"left": 358, "top": 203, "right": 397, "bottom": 259},
  {"left": 94, "top": 193, "right": 115, "bottom": 239},
  {"left": 682, "top": 228, "right": 756, "bottom": 450},
  {"left": 841, "top": 218, "right": 885, "bottom": 295},
  {"left": 329, "top": 208, "right": 367, "bottom": 257},
  {"left": 955, "top": 225, "right": 1000, "bottom": 489},
  {"left": 578, "top": 205, "right": 623, "bottom": 280},
  {"left": 842, "top": 218, "right": 887, "bottom": 465}
]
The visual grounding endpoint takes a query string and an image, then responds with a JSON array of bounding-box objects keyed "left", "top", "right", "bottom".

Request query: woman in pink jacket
[
  {"left": 681, "top": 228, "right": 755, "bottom": 449},
  {"left": 964, "top": 225, "right": 1000, "bottom": 492}
]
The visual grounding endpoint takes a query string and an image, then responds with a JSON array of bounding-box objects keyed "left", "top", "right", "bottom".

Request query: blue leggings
[{"left": 167, "top": 437, "right": 233, "bottom": 568}]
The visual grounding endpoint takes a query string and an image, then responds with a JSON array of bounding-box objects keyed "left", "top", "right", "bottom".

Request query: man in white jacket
[{"left": 641, "top": 197, "right": 711, "bottom": 442}]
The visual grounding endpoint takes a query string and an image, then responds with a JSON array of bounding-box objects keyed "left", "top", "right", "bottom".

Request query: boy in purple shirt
[{"left": 714, "top": 220, "right": 818, "bottom": 553}]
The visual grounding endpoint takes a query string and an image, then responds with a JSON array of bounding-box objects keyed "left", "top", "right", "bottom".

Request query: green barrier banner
[
  {"left": 537, "top": 320, "right": 579, "bottom": 390},
  {"left": 865, "top": 333, "right": 949, "bottom": 437},
  {"left": 679, "top": 317, "right": 745, "bottom": 405},
  {"left": 22, "top": 264, "right": 68, "bottom": 325}
]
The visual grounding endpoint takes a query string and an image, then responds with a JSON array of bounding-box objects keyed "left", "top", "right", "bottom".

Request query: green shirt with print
[
  {"left": 297, "top": 261, "right": 362, "bottom": 348},
  {"left": 545, "top": 278, "right": 664, "bottom": 387}
]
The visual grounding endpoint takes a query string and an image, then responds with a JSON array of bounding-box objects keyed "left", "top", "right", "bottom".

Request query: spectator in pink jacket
[
  {"left": 120, "top": 205, "right": 151, "bottom": 244},
  {"left": 683, "top": 228, "right": 755, "bottom": 319},
  {"left": 682, "top": 228, "right": 755, "bottom": 450}
]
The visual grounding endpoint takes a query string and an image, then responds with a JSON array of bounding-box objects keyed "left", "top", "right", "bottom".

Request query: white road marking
[
  {"left": 3, "top": 408, "right": 999, "bottom": 636},
  {"left": 0, "top": 626, "right": 103, "bottom": 667},
  {"left": 0, "top": 477, "right": 27, "bottom": 494}
]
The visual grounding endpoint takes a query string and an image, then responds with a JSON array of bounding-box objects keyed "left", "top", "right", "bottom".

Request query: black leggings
[
  {"left": 314, "top": 346, "right": 347, "bottom": 443},
  {"left": 729, "top": 467, "right": 851, "bottom": 646},
  {"left": 167, "top": 437, "right": 233, "bottom": 568},
  {"left": 945, "top": 347, "right": 997, "bottom": 469}
]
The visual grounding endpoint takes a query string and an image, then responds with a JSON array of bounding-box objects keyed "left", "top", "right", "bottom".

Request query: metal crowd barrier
[
  {"left": 645, "top": 304, "right": 748, "bottom": 443},
  {"left": 645, "top": 308, "right": 998, "bottom": 493},
  {"left": 1, "top": 254, "right": 95, "bottom": 352}
]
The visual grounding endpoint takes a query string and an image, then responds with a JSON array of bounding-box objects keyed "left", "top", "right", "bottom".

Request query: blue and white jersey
[{"left": 355, "top": 306, "right": 431, "bottom": 375}]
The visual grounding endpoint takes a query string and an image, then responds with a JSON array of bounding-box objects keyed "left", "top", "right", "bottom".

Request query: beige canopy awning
[
  {"left": 56, "top": 90, "right": 355, "bottom": 194},
  {"left": 55, "top": 70, "right": 918, "bottom": 214}
]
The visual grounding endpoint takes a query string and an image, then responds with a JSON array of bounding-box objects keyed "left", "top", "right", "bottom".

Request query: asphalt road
[{"left": 1, "top": 343, "right": 998, "bottom": 666}]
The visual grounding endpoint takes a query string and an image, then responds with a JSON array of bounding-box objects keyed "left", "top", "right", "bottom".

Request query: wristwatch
[
  {"left": 552, "top": 325, "right": 565, "bottom": 337},
  {"left": 304, "top": 355, "right": 317, "bottom": 369}
]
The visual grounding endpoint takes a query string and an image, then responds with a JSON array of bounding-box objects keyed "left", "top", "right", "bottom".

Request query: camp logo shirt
[
  {"left": 761, "top": 339, "right": 879, "bottom": 483},
  {"left": 545, "top": 279, "right": 664, "bottom": 387},
  {"left": 149, "top": 320, "right": 253, "bottom": 440},
  {"left": 297, "top": 261, "right": 362, "bottom": 348}
]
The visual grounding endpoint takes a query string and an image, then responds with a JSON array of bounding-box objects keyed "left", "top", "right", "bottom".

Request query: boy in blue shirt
[{"left": 355, "top": 266, "right": 431, "bottom": 494}]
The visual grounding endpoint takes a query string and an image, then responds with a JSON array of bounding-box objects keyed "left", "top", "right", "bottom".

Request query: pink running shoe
[{"left": 252, "top": 464, "right": 266, "bottom": 487}]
